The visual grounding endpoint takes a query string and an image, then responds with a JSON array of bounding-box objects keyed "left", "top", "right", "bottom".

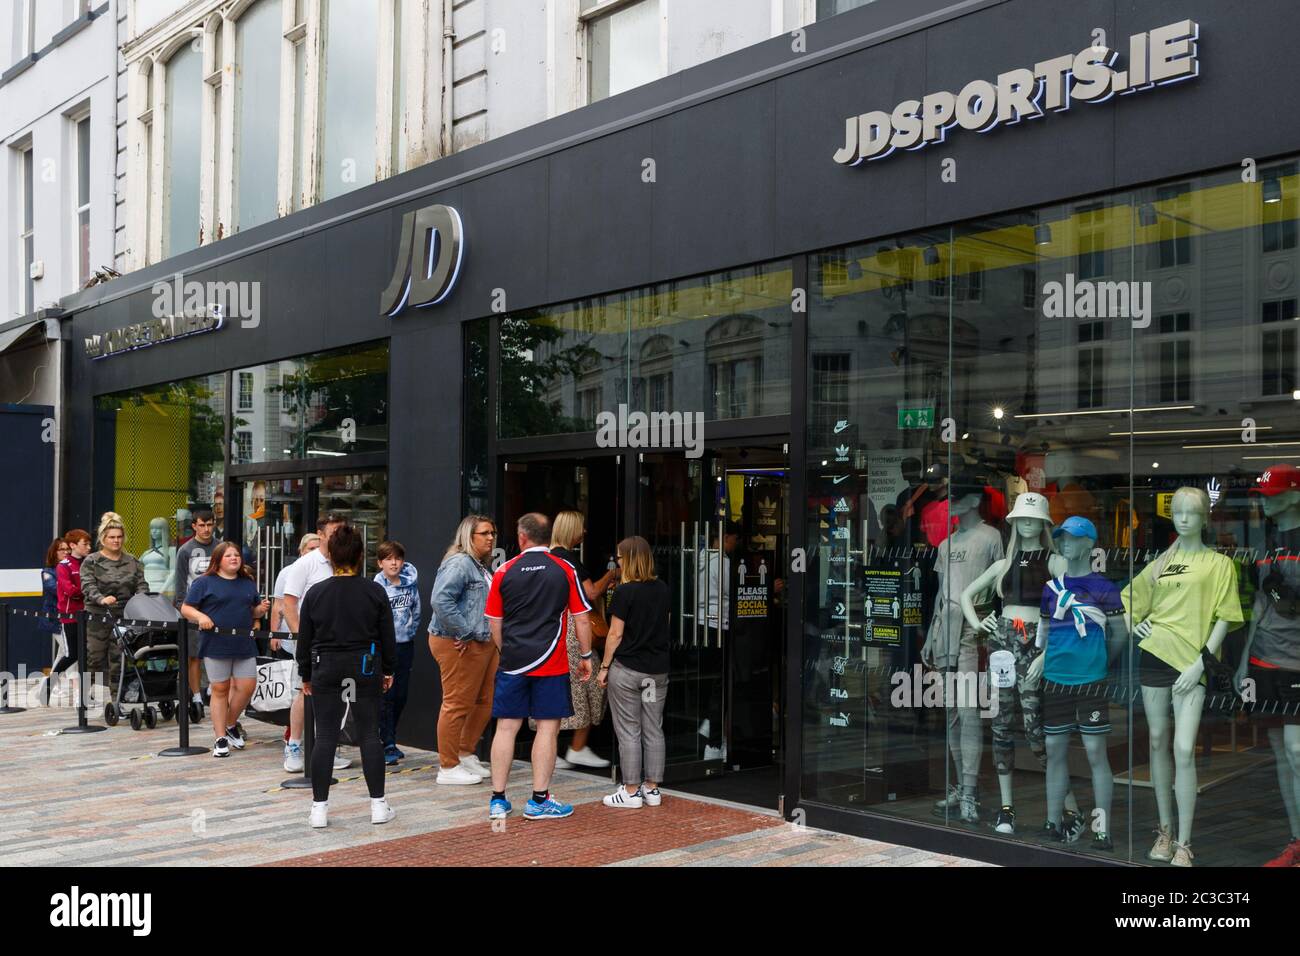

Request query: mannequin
[
  {"left": 1028, "top": 516, "right": 1126, "bottom": 850},
  {"left": 1123, "top": 486, "right": 1242, "bottom": 867},
  {"left": 140, "top": 517, "right": 175, "bottom": 594},
  {"left": 959, "top": 491, "right": 1066, "bottom": 835},
  {"left": 1237, "top": 464, "right": 1300, "bottom": 867},
  {"left": 922, "top": 472, "right": 1004, "bottom": 823}
]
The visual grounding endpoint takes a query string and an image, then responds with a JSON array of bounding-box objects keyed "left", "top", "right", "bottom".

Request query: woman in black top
[
  {"left": 598, "top": 536, "right": 671, "bottom": 809},
  {"left": 297, "top": 523, "right": 397, "bottom": 828}
]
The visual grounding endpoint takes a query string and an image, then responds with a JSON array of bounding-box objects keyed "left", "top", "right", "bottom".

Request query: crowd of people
[{"left": 36, "top": 506, "right": 672, "bottom": 827}]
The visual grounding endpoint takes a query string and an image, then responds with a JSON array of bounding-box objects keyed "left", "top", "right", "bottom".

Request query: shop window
[
  {"left": 463, "top": 318, "right": 489, "bottom": 514},
  {"left": 232, "top": 340, "right": 389, "bottom": 462},
  {"left": 93, "top": 374, "right": 229, "bottom": 579},
  {"left": 234, "top": 0, "right": 282, "bottom": 230},
  {"left": 164, "top": 43, "right": 203, "bottom": 256},
  {"left": 583, "top": 0, "right": 661, "bottom": 104},
  {"left": 1262, "top": 298, "right": 1299, "bottom": 396}
]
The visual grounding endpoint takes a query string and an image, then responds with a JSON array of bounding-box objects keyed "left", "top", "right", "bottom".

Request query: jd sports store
[{"left": 60, "top": 0, "right": 1300, "bottom": 866}]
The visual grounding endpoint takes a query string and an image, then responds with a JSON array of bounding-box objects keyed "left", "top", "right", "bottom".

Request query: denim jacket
[
  {"left": 373, "top": 563, "right": 420, "bottom": 644},
  {"left": 428, "top": 552, "right": 493, "bottom": 641}
]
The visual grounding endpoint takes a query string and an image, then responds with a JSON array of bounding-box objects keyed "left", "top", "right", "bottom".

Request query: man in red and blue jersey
[{"left": 485, "top": 512, "right": 594, "bottom": 820}]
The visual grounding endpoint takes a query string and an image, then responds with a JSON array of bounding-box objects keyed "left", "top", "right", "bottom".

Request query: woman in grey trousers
[{"left": 599, "top": 536, "right": 671, "bottom": 809}]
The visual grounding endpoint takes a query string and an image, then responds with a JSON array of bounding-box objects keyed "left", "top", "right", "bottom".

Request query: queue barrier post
[
  {"left": 159, "top": 615, "right": 205, "bottom": 757},
  {"left": 0, "top": 602, "right": 26, "bottom": 715},
  {"left": 280, "top": 644, "right": 336, "bottom": 790},
  {"left": 60, "top": 609, "right": 105, "bottom": 733}
]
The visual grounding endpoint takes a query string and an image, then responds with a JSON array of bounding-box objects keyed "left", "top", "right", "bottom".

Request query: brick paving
[{"left": 0, "top": 676, "right": 988, "bottom": 867}]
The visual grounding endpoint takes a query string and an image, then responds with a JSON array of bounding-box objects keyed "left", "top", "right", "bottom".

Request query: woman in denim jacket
[{"left": 428, "top": 514, "right": 498, "bottom": 785}]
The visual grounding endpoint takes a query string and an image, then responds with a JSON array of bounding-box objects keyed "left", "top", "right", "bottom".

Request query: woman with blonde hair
[
  {"left": 428, "top": 514, "right": 499, "bottom": 784},
  {"left": 599, "top": 536, "right": 671, "bottom": 808},
  {"left": 550, "top": 510, "right": 619, "bottom": 769},
  {"left": 80, "top": 512, "right": 148, "bottom": 705}
]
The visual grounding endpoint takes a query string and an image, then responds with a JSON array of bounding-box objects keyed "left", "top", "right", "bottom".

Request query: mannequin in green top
[{"left": 1122, "top": 486, "right": 1243, "bottom": 867}]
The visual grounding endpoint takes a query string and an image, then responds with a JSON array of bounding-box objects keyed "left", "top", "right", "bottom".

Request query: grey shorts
[{"left": 204, "top": 657, "right": 258, "bottom": 682}]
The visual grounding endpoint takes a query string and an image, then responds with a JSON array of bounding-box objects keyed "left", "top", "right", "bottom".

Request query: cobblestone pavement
[{"left": 0, "top": 681, "right": 988, "bottom": 867}]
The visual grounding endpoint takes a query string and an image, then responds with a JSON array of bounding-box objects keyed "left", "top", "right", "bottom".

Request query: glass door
[
  {"left": 314, "top": 471, "right": 388, "bottom": 571},
  {"left": 239, "top": 477, "right": 306, "bottom": 597}
]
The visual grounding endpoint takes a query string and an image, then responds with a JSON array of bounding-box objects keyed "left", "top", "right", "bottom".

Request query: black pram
[{"left": 102, "top": 594, "right": 184, "bottom": 731}]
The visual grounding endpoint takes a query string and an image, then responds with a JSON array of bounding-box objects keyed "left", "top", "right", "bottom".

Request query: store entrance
[{"left": 494, "top": 443, "right": 789, "bottom": 809}]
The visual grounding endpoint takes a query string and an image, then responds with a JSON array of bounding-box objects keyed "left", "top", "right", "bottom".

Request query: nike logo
[
  {"left": 833, "top": 475, "right": 849, "bottom": 484},
  {"left": 833, "top": 420, "right": 851, "bottom": 434}
]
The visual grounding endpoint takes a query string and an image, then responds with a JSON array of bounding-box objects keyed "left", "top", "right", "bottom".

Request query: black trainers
[
  {"left": 1044, "top": 810, "right": 1083, "bottom": 844},
  {"left": 993, "top": 806, "right": 1016, "bottom": 834},
  {"left": 212, "top": 737, "right": 230, "bottom": 758},
  {"left": 1092, "top": 831, "right": 1114, "bottom": 851}
]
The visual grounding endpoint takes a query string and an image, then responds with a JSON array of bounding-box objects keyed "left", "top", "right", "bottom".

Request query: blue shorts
[{"left": 492, "top": 672, "right": 573, "bottom": 720}]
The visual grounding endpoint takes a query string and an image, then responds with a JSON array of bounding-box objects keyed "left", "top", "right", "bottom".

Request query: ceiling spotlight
[
  {"left": 961, "top": 432, "right": 970, "bottom": 440},
  {"left": 923, "top": 245, "right": 940, "bottom": 265},
  {"left": 993, "top": 406, "right": 1005, "bottom": 420},
  {"left": 1152, "top": 461, "right": 1160, "bottom": 469},
  {"left": 1138, "top": 203, "right": 1158, "bottom": 226},
  {"left": 1034, "top": 223, "right": 1052, "bottom": 246},
  {"left": 1264, "top": 179, "right": 1283, "bottom": 204}
]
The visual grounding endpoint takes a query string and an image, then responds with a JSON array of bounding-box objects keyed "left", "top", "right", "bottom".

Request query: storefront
[{"left": 60, "top": 0, "right": 1300, "bottom": 866}]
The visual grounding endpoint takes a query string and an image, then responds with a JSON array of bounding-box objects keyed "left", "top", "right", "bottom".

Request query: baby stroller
[{"left": 102, "top": 594, "right": 186, "bottom": 731}]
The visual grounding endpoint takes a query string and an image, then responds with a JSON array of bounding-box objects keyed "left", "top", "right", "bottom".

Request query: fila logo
[{"left": 380, "top": 204, "right": 465, "bottom": 316}]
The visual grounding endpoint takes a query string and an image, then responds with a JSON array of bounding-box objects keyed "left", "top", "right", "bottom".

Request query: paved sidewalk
[{"left": 0, "top": 681, "right": 988, "bottom": 867}]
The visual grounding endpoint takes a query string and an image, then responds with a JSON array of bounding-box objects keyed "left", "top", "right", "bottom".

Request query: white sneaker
[
  {"left": 565, "top": 746, "right": 611, "bottom": 769},
  {"left": 436, "top": 764, "right": 484, "bottom": 786},
  {"left": 554, "top": 755, "right": 573, "bottom": 769},
  {"left": 283, "top": 741, "right": 305, "bottom": 773},
  {"left": 642, "top": 787, "right": 662, "bottom": 807},
  {"left": 603, "top": 786, "right": 643, "bottom": 809},
  {"left": 333, "top": 754, "right": 352, "bottom": 771},
  {"left": 371, "top": 797, "right": 395, "bottom": 825},
  {"left": 309, "top": 801, "right": 329, "bottom": 828},
  {"left": 459, "top": 754, "right": 490, "bottom": 777}
]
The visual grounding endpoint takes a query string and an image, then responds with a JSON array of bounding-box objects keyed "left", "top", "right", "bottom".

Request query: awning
[{"left": 0, "top": 316, "right": 60, "bottom": 356}]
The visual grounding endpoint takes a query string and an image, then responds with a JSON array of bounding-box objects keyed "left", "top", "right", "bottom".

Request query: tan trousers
[{"left": 430, "top": 637, "right": 498, "bottom": 768}]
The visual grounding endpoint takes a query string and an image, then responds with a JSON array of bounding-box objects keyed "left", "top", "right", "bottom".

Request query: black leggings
[
  {"left": 52, "top": 622, "right": 79, "bottom": 674},
  {"left": 309, "top": 652, "right": 385, "bottom": 802}
]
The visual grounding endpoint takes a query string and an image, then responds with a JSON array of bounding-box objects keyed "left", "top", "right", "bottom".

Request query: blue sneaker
[
  {"left": 384, "top": 747, "right": 400, "bottom": 766},
  {"left": 392, "top": 746, "right": 405, "bottom": 760},
  {"left": 523, "top": 796, "right": 574, "bottom": 820},
  {"left": 489, "top": 796, "right": 512, "bottom": 820}
]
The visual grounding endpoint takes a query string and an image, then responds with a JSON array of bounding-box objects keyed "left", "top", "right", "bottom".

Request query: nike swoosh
[
  {"left": 833, "top": 423, "right": 850, "bottom": 433},
  {"left": 833, "top": 475, "right": 849, "bottom": 484}
]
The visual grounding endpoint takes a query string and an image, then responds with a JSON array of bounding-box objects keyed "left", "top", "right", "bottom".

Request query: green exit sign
[{"left": 897, "top": 407, "right": 934, "bottom": 429}]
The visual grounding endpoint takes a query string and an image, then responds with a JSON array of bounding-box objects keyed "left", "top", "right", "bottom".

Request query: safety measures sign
[{"left": 863, "top": 562, "right": 923, "bottom": 647}]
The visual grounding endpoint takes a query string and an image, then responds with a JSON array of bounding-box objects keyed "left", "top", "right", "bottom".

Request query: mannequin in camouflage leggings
[{"left": 959, "top": 492, "right": 1078, "bottom": 836}]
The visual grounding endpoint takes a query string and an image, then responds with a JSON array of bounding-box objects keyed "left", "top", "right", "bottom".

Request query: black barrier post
[
  {"left": 160, "top": 616, "right": 205, "bottom": 756},
  {"left": 61, "top": 610, "right": 105, "bottom": 733},
  {"left": 0, "top": 603, "right": 26, "bottom": 714},
  {"left": 280, "top": 687, "right": 337, "bottom": 789}
]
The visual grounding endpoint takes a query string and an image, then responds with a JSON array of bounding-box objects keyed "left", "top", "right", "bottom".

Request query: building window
[
  {"left": 1076, "top": 202, "right": 1108, "bottom": 280},
  {"left": 14, "top": 0, "right": 35, "bottom": 60},
  {"left": 164, "top": 43, "right": 204, "bottom": 256},
  {"left": 1077, "top": 321, "right": 1105, "bottom": 409},
  {"left": 583, "top": 0, "right": 662, "bottom": 104},
  {"left": 287, "top": 2, "right": 308, "bottom": 211},
  {"left": 817, "top": 0, "right": 878, "bottom": 18},
  {"left": 1262, "top": 163, "right": 1298, "bottom": 254},
  {"left": 18, "top": 144, "right": 34, "bottom": 314},
  {"left": 320, "top": 0, "right": 379, "bottom": 200},
  {"left": 1262, "top": 298, "right": 1299, "bottom": 397},
  {"left": 811, "top": 353, "right": 851, "bottom": 445},
  {"left": 234, "top": 0, "right": 282, "bottom": 230},
  {"left": 1021, "top": 269, "right": 1036, "bottom": 309},
  {"left": 237, "top": 371, "right": 255, "bottom": 411},
  {"left": 1153, "top": 311, "right": 1192, "bottom": 403},
  {"left": 235, "top": 430, "right": 253, "bottom": 463},
  {"left": 74, "top": 115, "right": 91, "bottom": 286},
  {"left": 1147, "top": 183, "right": 1193, "bottom": 269}
]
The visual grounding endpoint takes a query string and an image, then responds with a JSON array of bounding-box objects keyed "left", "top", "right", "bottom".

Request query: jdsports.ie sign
[
  {"left": 833, "top": 20, "right": 1200, "bottom": 165},
  {"left": 380, "top": 203, "right": 464, "bottom": 316}
]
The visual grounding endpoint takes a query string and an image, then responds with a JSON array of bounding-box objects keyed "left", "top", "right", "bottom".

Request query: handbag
[{"left": 249, "top": 658, "right": 295, "bottom": 713}]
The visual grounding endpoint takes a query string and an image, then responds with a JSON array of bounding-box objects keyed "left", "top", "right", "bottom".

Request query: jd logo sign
[{"left": 380, "top": 204, "right": 464, "bottom": 316}]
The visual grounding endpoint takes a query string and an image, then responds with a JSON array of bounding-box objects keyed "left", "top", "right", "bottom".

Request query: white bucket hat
[{"left": 1006, "top": 491, "right": 1052, "bottom": 523}]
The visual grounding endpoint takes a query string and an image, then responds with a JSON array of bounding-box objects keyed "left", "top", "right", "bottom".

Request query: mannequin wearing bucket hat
[
  {"left": 1237, "top": 464, "right": 1300, "bottom": 867},
  {"left": 1027, "top": 515, "right": 1127, "bottom": 852},
  {"left": 957, "top": 491, "right": 1069, "bottom": 837},
  {"left": 1121, "top": 486, "right": 1242, "bottom": 867},
  {"left": 922, "top": 468, "right": 1003, "bottom": 824}
]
